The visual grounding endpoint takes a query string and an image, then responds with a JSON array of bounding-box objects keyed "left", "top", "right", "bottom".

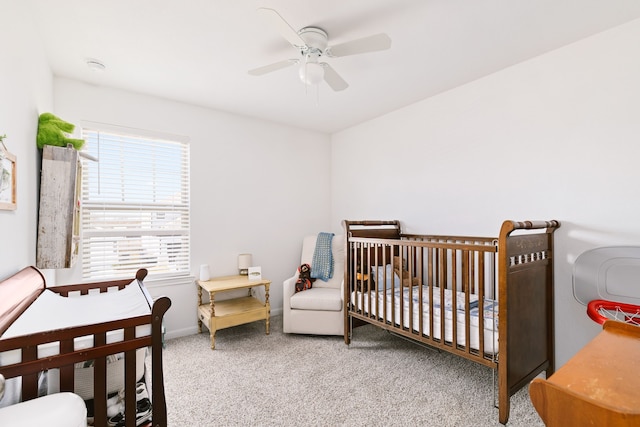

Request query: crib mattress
[
  {"left": 0, "top": 279, "right": 153, "bottom": 365},
  {"left": 351, "top": 285, "right": 499, "bottom": 354}
]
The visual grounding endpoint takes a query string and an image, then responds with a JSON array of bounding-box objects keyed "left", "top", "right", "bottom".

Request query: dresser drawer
[{"left": 198, "top": 304, "right": 212, "bottom": 323}]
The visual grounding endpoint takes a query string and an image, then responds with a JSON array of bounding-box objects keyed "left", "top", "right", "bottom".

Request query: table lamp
[{"left": 238, "top": 253, "right": 252, "bottom": 275}]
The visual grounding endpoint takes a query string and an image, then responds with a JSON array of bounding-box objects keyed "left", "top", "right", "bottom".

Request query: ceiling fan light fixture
[
  {"left": 299, "top": 62, "right": 324, "bottom": 85},
  {"left": 251, "top": 8, "right": 391, "bottom": 92}
]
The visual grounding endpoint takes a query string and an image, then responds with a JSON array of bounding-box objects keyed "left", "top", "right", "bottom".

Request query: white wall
[
  {"left": 5, "top": 1, "right": 639, "bottom": 366},
  {"left": 51, "top": 79, "right": 332, "bottom": 338},
  {"left": 332, "top": 18, "right": 640, "bottom": 366},
  {"left": 0, "top": 0, "right": 53, "bottom": 279}
]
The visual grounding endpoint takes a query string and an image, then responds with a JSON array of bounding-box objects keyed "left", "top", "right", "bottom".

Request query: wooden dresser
[{"left": 530, "top": 320, "right": 640, "bottom": 426}]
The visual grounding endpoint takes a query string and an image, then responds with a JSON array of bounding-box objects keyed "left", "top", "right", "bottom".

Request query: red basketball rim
[{"left": 587, "top": 299, "right": 640, "bottom": 325}]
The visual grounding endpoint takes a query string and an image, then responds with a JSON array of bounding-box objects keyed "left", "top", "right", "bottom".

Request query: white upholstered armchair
[{"left": 282, "top": 234, "right": 345, "bottom": 336}]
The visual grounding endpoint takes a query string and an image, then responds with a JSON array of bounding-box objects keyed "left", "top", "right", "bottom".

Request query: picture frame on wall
[{"left": 0, "top": 145, "right": 16, "bottom": 210}]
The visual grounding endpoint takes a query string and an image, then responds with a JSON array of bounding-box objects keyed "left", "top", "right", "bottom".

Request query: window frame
[{"left": 79, "top": 122, "right": 191, "bottom": 281}]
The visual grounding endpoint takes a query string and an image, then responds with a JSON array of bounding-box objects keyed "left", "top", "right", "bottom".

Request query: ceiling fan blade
[
  {"left": 326, "top": 33, "right": 391, "bottom": 58},
  {"left": 321, "top": 63, "right": 348, "bottom": 91},
  {"left": 257, "top": 8, "right": 307, "bottom": 47},
  {"left": 248, "top": 59, "right": 297, "bottom": 76}
]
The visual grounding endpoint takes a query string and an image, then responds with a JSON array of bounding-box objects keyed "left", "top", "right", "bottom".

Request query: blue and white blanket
[{"left": 311, "top": 232, "right": 334, "bottom": 281}]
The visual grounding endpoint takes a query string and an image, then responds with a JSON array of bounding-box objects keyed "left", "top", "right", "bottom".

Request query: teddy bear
[
  {"left": 393, "top": 256, "right": 419, "bottom": 287},
  {"left": 295, "top": 263, "right": 315, "bottom": 293},
  {"left": 36, "top": 112, "right": 85, "bottom": 150}
]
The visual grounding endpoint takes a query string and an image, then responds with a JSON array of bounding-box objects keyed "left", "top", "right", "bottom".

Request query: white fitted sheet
[{"left": 352, "top": 285, "right": 499, "bottom": 354}]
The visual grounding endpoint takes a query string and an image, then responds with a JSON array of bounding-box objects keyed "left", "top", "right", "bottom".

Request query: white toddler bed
[
  {"left": 0, "top": 266, "right": 170, "bottom": 427},
  {"left": 1, "top": 277, "right": 152, "bottom": 400}
]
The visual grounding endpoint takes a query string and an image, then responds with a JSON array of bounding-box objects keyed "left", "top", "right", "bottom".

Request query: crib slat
[
  {"left": 439, "top": 248, "right": 447, "bottom": 347},
  {"left": 124, "top": 327, "right": 138, "bottom": 427},
  {"left": 427, "top": 247, "right": 434, "bottom": 341},
  {"left": 21, "top": 345, "right": 38, "bottom": 401},
  {"left": 366, "top": 244, "right": 375, "bottom": 322},
  {"left": 398, "top": 249, "right": 405, "bottom": 329},
  {"left": 414, "top": 245, "right": 423, "bottom": 337},
  {"left": 452, "top": 249, "right": 459, "bottom": 349},
  {"left": 478, "top": 252, "right": 486, "bottom": 356},
  {"left": 406, "top": 249, "right": 413, "bottom": 333},
  {"left": 462, "top": 249, "right": 470, "bottom": 354},
  {"left": 93, "top": 332, "right": 108, "bottom": 427},
  {"left": 59, "top": 338, "right": 75, "bottom": 392}
]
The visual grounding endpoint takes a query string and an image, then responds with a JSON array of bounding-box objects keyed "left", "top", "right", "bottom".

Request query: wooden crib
[
  {"left": 343, "top": 219, "right": 560, "bottom": 425},
  {"left": 0, "top": 267, "right": 171, "bottom": 427}
]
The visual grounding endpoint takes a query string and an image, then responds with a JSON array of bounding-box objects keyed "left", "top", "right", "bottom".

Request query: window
[{"left": 80, "top": 124, "right": 190, "bottom": 280}]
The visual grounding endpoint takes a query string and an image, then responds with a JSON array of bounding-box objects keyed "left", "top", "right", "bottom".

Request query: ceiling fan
[{"left": 248, "top": 8, "right": 392, "bottom": 91}]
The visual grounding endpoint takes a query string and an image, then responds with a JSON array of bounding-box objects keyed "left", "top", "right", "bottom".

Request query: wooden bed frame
[
  {"left": 343, "top": 219, "right": 560, "bottom": 425},
  {"left": 0, "top": 266, "right": 171, "bottom": 427}
]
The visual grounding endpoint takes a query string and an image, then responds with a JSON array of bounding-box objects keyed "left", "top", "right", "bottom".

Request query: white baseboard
[{"left": 164, "top": 326, "right": 199, "bottom": 340}]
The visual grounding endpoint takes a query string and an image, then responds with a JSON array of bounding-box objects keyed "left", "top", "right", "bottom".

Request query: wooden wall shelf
[{"left": 36, "top": 145, "right": 81, "bottom": 269}]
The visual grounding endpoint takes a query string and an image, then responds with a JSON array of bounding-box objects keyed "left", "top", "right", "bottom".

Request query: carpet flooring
[{"left": 162, "top": 315, "right": 544, "bottom": 426}]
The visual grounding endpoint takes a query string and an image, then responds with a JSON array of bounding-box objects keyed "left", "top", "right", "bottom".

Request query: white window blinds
[{"left": 80, "top": 126, "right": 190, "bottom": 280}]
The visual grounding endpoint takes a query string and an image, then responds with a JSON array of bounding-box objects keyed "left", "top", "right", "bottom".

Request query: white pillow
[{"left": 372, "top": 264, "right": 400, "bottom": 290}]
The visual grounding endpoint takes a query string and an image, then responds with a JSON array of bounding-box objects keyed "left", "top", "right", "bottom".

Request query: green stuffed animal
[{"left": 36, "top": 112, "right": 85, "bottom": 150}]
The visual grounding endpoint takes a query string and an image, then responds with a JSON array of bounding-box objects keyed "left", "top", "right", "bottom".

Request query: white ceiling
[{"left": 26, "top": 0, "right": 640, "bottom": 134}]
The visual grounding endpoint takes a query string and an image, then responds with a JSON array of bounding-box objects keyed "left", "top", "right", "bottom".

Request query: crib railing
[{"left": 346, "top": 235, "right": 499, "bottom": 364}]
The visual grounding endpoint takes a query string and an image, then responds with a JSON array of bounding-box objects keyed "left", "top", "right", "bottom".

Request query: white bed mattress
[
  {"left": 0, "top": 279, "right": 152, "bottom": 401},
  {"left": 351, "top": 285, "right": 499, "bottom": 354}
]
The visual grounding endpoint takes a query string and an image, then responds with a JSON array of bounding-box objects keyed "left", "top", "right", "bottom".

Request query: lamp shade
[{"left": 238, "top": 253, "right": 252, "bottom": 275}]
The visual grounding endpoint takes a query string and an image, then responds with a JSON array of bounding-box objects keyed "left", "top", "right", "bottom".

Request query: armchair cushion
[{"left": 290, "top": 287, "right": 342, "bottom": 311}]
